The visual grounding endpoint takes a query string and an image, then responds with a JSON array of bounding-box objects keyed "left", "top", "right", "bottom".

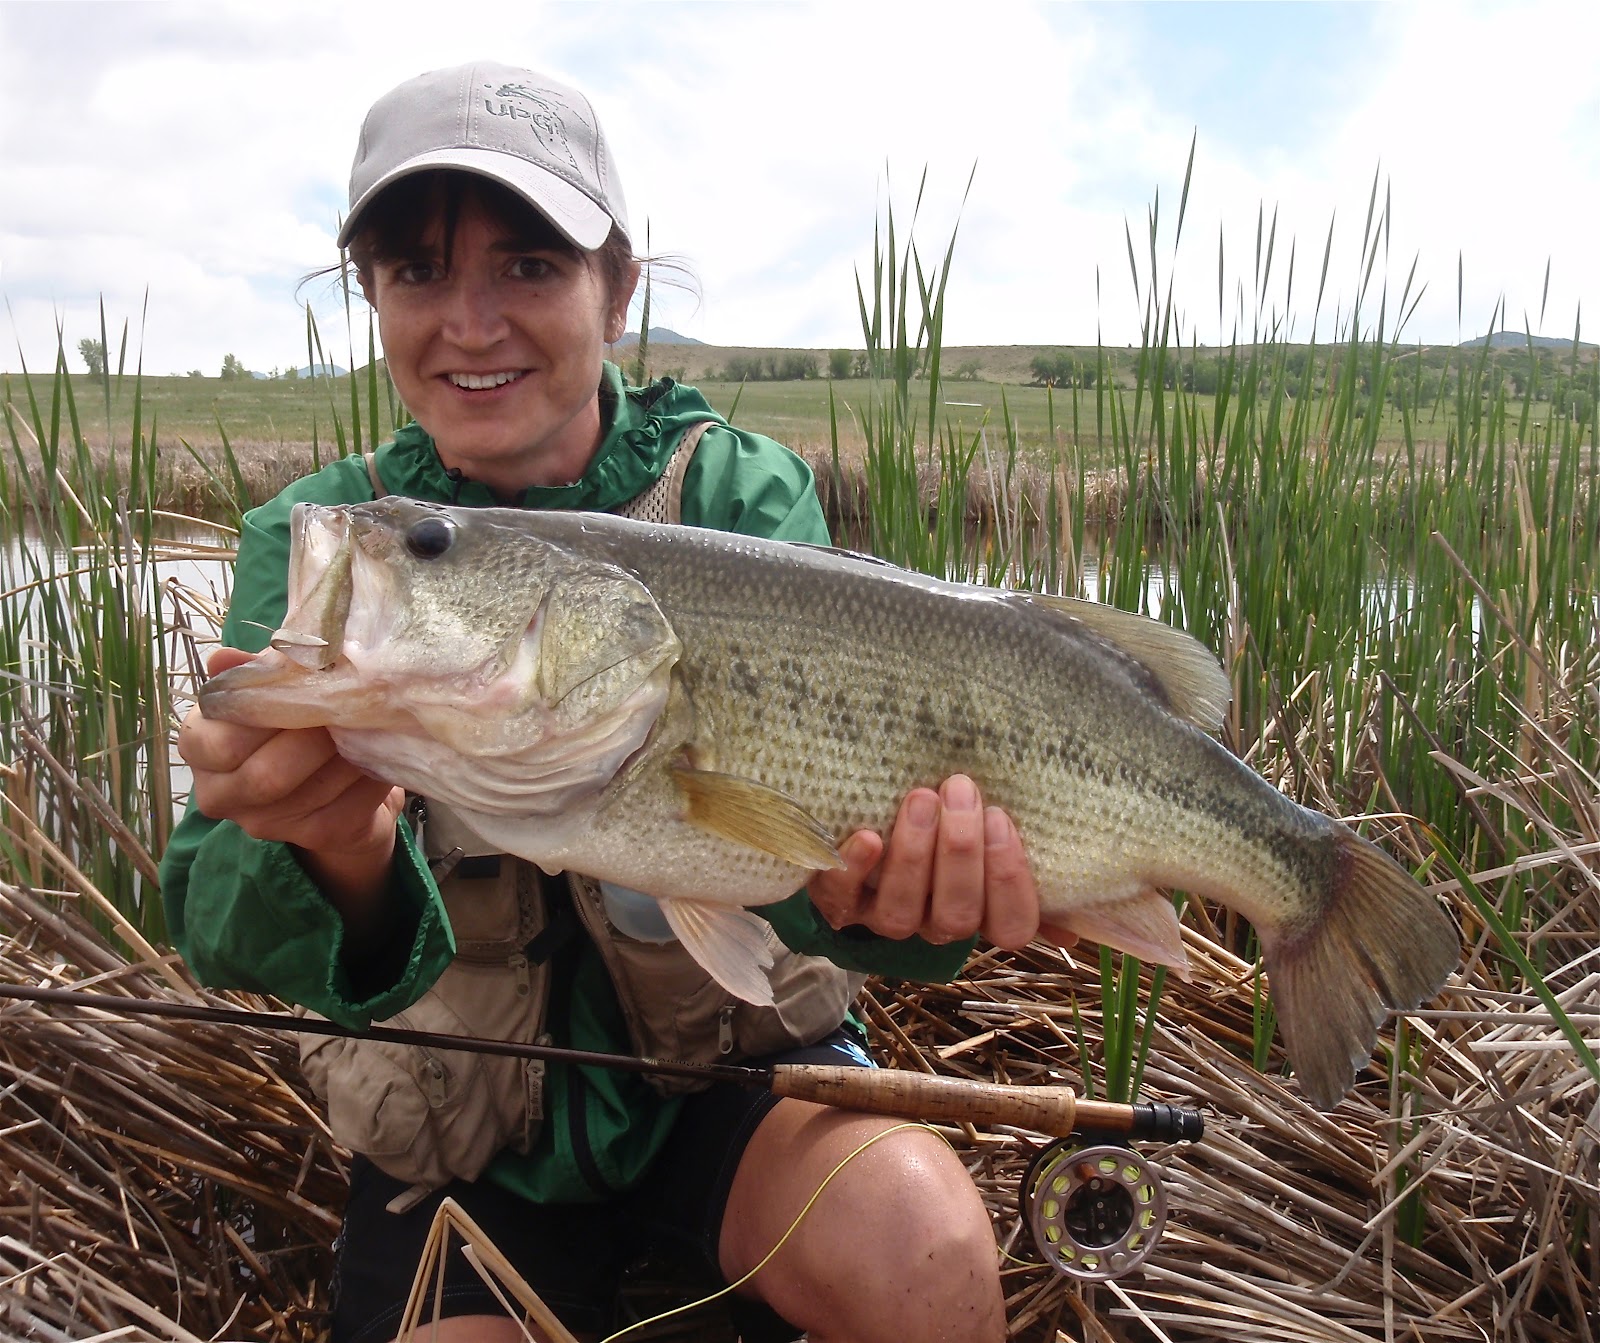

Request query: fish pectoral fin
[
  {"left": 671, "top": 766, "right": 845, "bottom": 872},
  {"left": 1054, "top": 888, "right": 1191, "bottom": 977},
  {"left": 659, "top": 898, "right": 777, "bottom": 1007}
]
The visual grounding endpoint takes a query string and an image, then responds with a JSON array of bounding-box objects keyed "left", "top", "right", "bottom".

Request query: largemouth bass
[{"left": 199, "top": 499, "right": 1458, "bottom": 1108}]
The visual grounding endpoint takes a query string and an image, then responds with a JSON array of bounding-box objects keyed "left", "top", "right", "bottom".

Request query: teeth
[{"left": 449, "top": 371, "right": 523, "bottom": 390}]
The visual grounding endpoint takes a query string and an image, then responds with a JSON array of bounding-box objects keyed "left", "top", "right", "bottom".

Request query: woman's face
[{"left": 361, "top": 195, "right": 638, "bottom": 495}]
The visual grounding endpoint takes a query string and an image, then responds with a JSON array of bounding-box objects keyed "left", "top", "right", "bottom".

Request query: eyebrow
[
  {"left": 379, "top": 231, "right": 575, "bottom": 264},
  {"left": 485, "top": 236, "right": 575, "bottom": 256}
]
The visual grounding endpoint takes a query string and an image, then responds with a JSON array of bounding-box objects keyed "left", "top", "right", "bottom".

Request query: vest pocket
[
  {"left": 300, "top": 858, "right": 552, "bottom": 1190},
  {"left": 569, "top": 876, "right": 865, "bottom": 1092},
  {"left": 301, "top": 985, "right": 527, "bottom": 1188}
]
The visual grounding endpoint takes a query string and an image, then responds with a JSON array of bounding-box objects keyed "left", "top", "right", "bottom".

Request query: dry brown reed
[
  {"left": 0, "top": 874, "right": 346, "bottom": 1340},
  {"left": 865, "top": 919, "right": 1598, "bottom": 1343},
  {"left": 1, "top": 469, "right": 1595, "bottom": 1343},
  {"left": 7, "top": 435, "right": 1142, "bottom": 541},
  {"left": 3, "top": 685, "right": 1596, "bottom": 1341}
]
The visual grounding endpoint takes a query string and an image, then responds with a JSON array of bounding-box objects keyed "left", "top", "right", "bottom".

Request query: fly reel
[{"left": 1021, "top": 1102, "right": 1202, "bottom": 1282}]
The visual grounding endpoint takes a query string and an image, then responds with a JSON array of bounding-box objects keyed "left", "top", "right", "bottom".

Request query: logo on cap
[{"left": 484, "top": 81, "right": 591, "bottom": 174}]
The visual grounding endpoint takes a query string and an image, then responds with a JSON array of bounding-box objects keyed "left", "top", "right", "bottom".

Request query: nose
[{"left": 439, "top": 272, "right": 511, "bottom": 350}]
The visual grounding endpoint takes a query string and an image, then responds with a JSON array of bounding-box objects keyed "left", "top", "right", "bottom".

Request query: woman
[{"left": 162, "top": 61, "right": 1064, "bottom": 1343}]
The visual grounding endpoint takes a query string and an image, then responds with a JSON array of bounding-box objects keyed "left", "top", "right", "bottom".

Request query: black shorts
[{"left": 328, "top": 1022, "right": 875, "bottom": 1342}]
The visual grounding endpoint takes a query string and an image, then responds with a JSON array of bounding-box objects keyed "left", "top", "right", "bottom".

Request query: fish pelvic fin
[
  {"left": 672, "top": 766, "right": 845, "bottom": 871},
  {"left": 1052, "top": 887, "right": 1191, "bottom": 978},
  {"left": 1265, "top": 831, "right": 1458, "bottom": 1110},
  {"left": 659, "top": 898, "right": 777, "bottom": 1007},
  {"left": 1018, "top": 593, "right": 1231, "bottom": 734}
]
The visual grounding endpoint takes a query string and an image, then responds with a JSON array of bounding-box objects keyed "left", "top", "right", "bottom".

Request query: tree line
[{"left": 720, "top": 351, "right": 839, "bottom": 382}]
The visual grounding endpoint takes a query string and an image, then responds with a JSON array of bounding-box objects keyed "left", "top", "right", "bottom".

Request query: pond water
[{"left": 1, "top": 528, "right": 234, "bottom": 807}]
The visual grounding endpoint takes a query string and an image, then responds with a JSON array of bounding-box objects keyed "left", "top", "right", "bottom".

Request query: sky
[{"left": 3, "top": 0, "right": 1597, "bottom": 378}]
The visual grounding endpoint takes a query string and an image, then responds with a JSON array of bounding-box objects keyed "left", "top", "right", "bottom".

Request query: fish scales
[
  {"left": 598, "top": 520, "right": 1328, "bottom": 931},
  {"left": 199, "top": 500, "right": 1460, "bottom": 1108}
]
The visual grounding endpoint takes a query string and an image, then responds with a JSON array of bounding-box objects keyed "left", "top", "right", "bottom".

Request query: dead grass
[
  {"left": 0, "top": 500, "right": 1595, "bottom": 1342},
  {"left": 0, "top": 880, "right": 345, "bottom": 1340},
  {"left": 2, "top": 754, "right": 1594, "bottom": 1340}
]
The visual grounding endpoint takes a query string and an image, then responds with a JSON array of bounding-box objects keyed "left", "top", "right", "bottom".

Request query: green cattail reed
[
  {"left": 849, "top": 163, "right": 1596, "bottom": 1119},
  {"left": 0, "top": 305, "right": 407, "bottom": 950}
]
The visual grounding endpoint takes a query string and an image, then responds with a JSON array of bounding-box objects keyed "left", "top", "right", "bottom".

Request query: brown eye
[{"left": 405, "top": 516, "right": 455, "bottom": 559}]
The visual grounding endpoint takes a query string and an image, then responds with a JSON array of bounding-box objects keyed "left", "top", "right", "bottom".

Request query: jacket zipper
[{"left": 565, "top": 1066, "right": 614, "bottom": 1196}]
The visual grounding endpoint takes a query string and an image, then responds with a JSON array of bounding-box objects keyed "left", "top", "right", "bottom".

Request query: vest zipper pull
[{"left": 718, "top": 1004, "right": 736, "bottom": 1056}]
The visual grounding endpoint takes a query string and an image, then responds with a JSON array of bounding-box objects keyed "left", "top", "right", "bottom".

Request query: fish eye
[{"left": 405, "top": 516, "right": 456, "bottom": 559}]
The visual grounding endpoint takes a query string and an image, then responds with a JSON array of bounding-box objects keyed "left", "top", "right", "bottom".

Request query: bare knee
[
  {"left": 844, "top": 1188, "right": 1001, "bottom": 1342},
  {"left": 721, "top": 1104, "right": 1004, "bottom": 1343}
]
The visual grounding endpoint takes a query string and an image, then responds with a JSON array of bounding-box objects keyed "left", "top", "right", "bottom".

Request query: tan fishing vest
[{"left": 299, "top": 423, "right": 864, "bottom": 1192}]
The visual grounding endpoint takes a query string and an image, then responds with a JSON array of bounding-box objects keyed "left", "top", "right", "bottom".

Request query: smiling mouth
[{"left": 448, "top": 371, "right": 526, "bottom": 390}]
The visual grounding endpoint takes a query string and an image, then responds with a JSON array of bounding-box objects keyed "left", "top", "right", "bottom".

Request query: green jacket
[{"left": 159, "top": 366, "right": 970, "bottom": 1201}]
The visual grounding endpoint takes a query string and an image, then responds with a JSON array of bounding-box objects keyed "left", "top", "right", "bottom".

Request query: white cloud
[{"left": 3, "top": 0, "right": 1596, "bottom": 377}]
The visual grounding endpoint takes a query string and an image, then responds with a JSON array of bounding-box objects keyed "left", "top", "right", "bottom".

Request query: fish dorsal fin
[
  {"left": 659, "top": 898, "right": 777, "bottom": 1006},
  {"left": 1017, "top": 593, "right": 1231, "bottom": 734},
  {"left": 672, "top": 766, "right": 846, "bottom": 872},
  {"left": 792, "top": 541, "right": 901, "bottom": 568}
]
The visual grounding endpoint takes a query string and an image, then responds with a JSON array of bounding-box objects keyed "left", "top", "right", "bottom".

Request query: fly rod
[{"left": 0, "top": 981, "right": 1202, "bottom": 1143}]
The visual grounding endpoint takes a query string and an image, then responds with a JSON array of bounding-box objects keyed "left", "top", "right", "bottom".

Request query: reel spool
[{"left": 1022, "top": 1141, "right": 1168, "bottom": 1281}]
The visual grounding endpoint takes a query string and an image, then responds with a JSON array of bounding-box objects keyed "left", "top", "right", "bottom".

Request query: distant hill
[
  {"left": 249, "top": 363, "right": 348, "bottom": 380},
  {"left": 614, "top": 327, "right": 704, "bottom": 347},
  {"left": 1465, "top": 330, "right": 1596, "bottom": 352}
]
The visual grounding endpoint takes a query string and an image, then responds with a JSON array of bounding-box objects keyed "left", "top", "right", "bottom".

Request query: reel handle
[
  {"left": 770, "top": 1064, "right": 1083, "bottom": 1135},
  {"left": 770, "top": 1066, "right": 1207, "bottom": 1143}
]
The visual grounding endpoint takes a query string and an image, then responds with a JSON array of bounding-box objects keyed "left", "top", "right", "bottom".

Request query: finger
[
  {"left": 267, "top": 775, "right": 404, "bottom": 854},
  {"left": 176, "top": 706, "right": 277, "bottom": 774},
  {"left": 925, "top": 776, "right": 987, "bottom": 943},
  {"left": 1036, "top": 921, "right": 1080, "bottom": 949},
  {"left": 189, "top": 726, "right": 344, "bottom": 820},
  {"left": 862, "top": 788, "right": 940, "bottom": 940},
  {"left": 807, "top": 830, "right": 884, "bottom": 929},
  {"left": 205, "top": 645, "right": 258, "bottom": 677},
  {"left": 978, "top": 807, "right": 1042, "bottom": 950},
  {"left": 230, "top": 751, "right": 386, "bottom": 841}
]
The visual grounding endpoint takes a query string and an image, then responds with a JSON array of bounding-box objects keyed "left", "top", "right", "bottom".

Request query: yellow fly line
[{"left": 394, "top": 1123, "right": 941, "bottom": 1343}]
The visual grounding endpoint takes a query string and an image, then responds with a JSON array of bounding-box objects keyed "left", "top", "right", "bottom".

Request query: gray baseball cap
[{"left": 337, "top": 61, "right": 630, "bottom": 251}]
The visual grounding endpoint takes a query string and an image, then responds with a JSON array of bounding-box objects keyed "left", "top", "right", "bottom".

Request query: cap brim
[{"left": 336, "top": 146, "right": 617, "bottom": 251}]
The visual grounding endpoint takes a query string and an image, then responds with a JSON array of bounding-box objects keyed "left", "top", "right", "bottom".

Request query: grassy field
[
  {"left": 8, "top": 335, "right": 1594, "bottom": 478},
  {"left": 4, "top": 359, "right": 1180, "bottom": 456}
]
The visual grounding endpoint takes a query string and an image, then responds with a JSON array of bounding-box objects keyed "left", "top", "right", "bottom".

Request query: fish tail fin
[{"left": 1265, "top": 830, "right": 1457, "bottom": 1109}]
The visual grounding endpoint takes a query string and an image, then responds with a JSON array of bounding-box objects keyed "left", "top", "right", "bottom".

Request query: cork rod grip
[{"left": 770, "top": 1064, "right": 1081, "bottom": 1136}]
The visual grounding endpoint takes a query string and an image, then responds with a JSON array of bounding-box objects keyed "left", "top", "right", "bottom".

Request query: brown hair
[{"left": 344, "top": 170, "right": 637, "bottom": 302}]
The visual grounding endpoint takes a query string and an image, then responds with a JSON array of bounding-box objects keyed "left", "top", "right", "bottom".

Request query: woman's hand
[
  {"left": 806, "top": 774, "right": 1078, "bottom": 951},
  {"left": 176, "top": 647, "right": 405, "bottom": 919}
]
